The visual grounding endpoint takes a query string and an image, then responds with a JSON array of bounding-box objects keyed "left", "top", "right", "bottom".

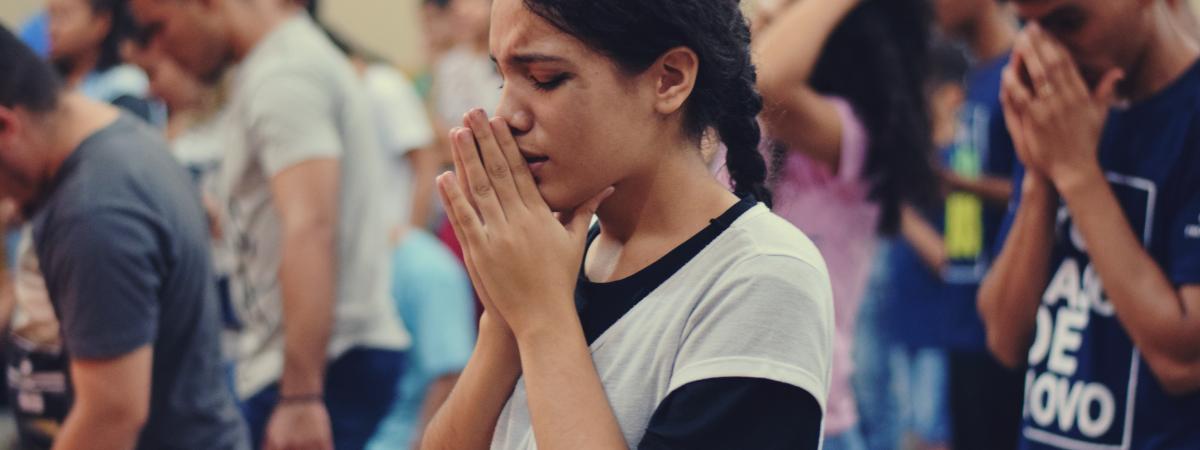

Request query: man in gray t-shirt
[
  {"left": 0, "top": 26, "right": 248, "bottom": 450},
  {"left": 130, "top": 1, "right": 410, "bottom": 448}
]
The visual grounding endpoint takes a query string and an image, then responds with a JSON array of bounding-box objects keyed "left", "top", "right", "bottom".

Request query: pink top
[{"left": 715, "top": 97, "right": 878, "bottom": 437}]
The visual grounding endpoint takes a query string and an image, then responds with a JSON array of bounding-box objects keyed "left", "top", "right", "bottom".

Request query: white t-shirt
[
  {"left": 218, "top": 13, "right": 410, "bottom": 398},
  {"left": 490, "top": 204, "right": 835, "bottom": 449},
  {"left": 362, "top": 64, "right": 435, "bottom": 229},
  {"left": 433, "top": 46, "right": 503, "bottom": 125}
]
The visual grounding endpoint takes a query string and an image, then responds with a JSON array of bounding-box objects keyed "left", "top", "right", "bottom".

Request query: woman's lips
[{"left": 524, "top": 156, "right": 549, "bottom": 177}]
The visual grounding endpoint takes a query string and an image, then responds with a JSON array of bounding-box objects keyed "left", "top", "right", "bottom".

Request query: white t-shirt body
[
  {"left": 491, "top": 204, "right": 835, "bottom": 449},
  {"left": 433, "top": 46, "right": 503, "bottom": 125},
  {"left": 362, "top": 64, "right": 435, "bottom": 229},
  {"left": 218, "top": 13, "right": 410, "bottom": 398}
]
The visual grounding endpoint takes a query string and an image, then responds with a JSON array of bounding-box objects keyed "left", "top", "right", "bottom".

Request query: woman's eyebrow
[{"left": 493, "top": 52, "right": 570, "bottom": 66}]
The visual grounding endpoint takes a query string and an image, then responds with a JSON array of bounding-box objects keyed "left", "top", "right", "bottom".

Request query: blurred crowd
[{"left": 0, "top": 0, "right": 1198, "bottom": 449}]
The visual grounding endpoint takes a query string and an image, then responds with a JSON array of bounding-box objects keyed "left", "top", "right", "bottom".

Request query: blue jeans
[
  {"left": 242, "top": 347, "right": 406, "bottom": 450},
  {"left": 852, "top": 240, "right": 900, "bottom": 450},
  {"left": 891, "top": 346, "right": 952, "bottom": 445}
]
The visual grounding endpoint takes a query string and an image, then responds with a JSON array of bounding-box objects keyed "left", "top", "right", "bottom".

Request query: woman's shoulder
[{"left": 717, "top": 205, "right": 829, "bottom": 277}]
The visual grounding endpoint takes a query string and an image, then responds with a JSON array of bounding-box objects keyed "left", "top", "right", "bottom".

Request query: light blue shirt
[{"left": 368, "top": 230, "right": 476, "bottom": 450}]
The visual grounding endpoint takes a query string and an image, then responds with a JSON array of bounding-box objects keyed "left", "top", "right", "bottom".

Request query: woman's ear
[{"left": 651, "top": 46, "right": 699, "bottom": 116}]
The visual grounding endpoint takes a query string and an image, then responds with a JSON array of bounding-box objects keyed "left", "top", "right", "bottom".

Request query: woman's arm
[
  {"left": 753, "top": 0, "right": 860, "bottom": 170},
  {"left": 421, "top": 315, "right": 523, "bottom": 450}
]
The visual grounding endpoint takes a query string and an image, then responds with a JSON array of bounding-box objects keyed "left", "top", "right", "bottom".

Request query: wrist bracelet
[{"left": 277, "top": 393, "right": 324, "bottom": 406}]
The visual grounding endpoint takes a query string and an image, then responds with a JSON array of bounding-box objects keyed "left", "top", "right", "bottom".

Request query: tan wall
[
  {"left": 0, "top": 0, "right": 42, "bottom": 29},
  {"left": 324, "top": 0, "right": 426, "bottom": 73},
  {"left": 0, "top": 0, "right": 428, "bottom": 72}
]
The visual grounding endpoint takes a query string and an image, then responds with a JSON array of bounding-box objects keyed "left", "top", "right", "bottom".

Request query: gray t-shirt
[
  {"left": 217, "top": 12, "right": 409, "bottom": 397},
  {"left": 30, "top": 114, "right": 250, "bottom": 450}
]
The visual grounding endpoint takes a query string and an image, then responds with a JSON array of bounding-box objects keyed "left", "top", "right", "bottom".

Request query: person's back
[{"left": 31, "top": 112, "right": 249, "bottom": 449}]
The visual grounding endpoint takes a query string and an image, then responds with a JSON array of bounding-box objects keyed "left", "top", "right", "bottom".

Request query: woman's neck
[
  {"left": 595, "top": 145, "right": 740, "bottom": 244},
  {"left": 585, "top": 143, "right": 740, "bottom": 283}
]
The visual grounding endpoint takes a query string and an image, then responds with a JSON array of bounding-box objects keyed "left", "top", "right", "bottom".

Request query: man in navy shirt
[{"left": 980, "top": 0, "right": 1200, "bottom": 449}]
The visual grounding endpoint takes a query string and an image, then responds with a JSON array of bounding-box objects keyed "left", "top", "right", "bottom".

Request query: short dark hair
[{"left": 0, "top": 24, "right": 62, "bottom": 113}]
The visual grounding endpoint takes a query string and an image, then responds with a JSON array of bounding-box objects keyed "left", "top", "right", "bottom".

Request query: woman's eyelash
[
  {"left": 531, "top": 74, "right": 570, "bottom": 91},
  {"left": 497, "top": 74, "right": 572, "bottom": 91}
]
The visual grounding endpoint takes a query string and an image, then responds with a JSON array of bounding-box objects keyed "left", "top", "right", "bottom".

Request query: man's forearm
[
  {"left": 1057, "top": 170, "right": 1200, "bottom": 389},
  {"left": 278, "top": 223, "right": 337, "bottom": 396},
  {"left": 53, "top": 402, "right": 144, "bottom": 450},
  {"left": 900, "top": 205, "right": 948, "bottom": 274},
  {"left": 949, "top": 173, "right": 1013, "bottom": 207},
  {"left": 979, "top": 177, "right": 1057, "bottom": 368}
]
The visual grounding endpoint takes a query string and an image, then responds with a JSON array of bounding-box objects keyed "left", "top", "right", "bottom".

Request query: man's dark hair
[{"left": 0, "top": 24, "right": 62, "bottom": 113}]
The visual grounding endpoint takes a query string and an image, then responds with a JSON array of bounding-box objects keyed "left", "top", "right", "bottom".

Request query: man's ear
[{"left": 0, "top": 107, "right": 19, "bottom": 137}]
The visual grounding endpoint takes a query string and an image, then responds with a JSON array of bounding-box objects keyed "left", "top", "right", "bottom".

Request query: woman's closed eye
[{"left": 531, "top": 73, "right": 571, "bottom": 91}]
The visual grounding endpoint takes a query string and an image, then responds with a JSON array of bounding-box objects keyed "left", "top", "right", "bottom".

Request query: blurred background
[{"left": 1, "top": 0, "right": 427, "bottom": 71}]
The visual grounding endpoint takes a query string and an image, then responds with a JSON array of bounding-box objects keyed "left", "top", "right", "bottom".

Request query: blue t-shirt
[
  {"left": 367, "top": 230, "right": 476, "bottom": 450},
  {"left": 999, "top": 60, "right": 1200, "bottom": 450},
  {"left": 887, "top": 54, "right": 1015, "bottom": 350}
]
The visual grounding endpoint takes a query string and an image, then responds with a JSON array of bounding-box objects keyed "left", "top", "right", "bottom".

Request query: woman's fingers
[
  {"left": 451, "top": 125, "right": 507, "bottom": 223},
  {"left": 488, "top": 116, "right": 546, "bottom": 211},
  {"left": 465, "top": 109, "right": 525, "bottom": 212}
]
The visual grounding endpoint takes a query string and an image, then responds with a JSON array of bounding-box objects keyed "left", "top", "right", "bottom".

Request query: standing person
[
  {"left": 748, "top": 0, "right": 938, "bottom": 448},
  {"left": 127, "top": 1, "right": 411, "bottom": 449},
  {"left": 2, "top": 3, "right": 164, "bottom": 444},
  {"left": 915, "top": 1, "right": 1028, "bottom": 449},
  {"left": 2, "top": 40, "right": 235, "bottom": 450},
  {"left": 0, "top": 25, "right": 249, "bottom": 450},
  {"left": 430, "top": 0, "right": 500, "bottom": 128},
  {"left": 421, "top": 0, "right": 834, "bottom": 448},
  {"left": 979, "top": 0, "right": 1200, "bottom": 448},
  {"left": 880, "top": 39, "right": 972, "bottom": 450},
  {"left": 47, "top": 0, "right": 158, "bottom": 123},
  {"left": 367, "top": 228, "right": 475, "bottom": 450},
  {"left": 323, "top": 28, "right": 439, "bottom": 233}
]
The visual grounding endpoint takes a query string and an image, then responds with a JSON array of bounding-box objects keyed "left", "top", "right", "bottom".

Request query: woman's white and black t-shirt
[{"left": 491, "top": 199, "right": 834, "bottom": 449}]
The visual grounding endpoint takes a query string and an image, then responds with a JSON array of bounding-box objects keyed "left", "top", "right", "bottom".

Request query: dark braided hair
[
  {"left": 523, "top": 0, "right": 773, "bottom": 206},
  {"left": 787, "top": 0, "right": 940, "bottom": 235}
]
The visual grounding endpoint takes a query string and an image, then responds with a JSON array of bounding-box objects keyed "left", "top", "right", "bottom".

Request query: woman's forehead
[{"left": 489, "top": 1, "right": 589, "bottom": 68}]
